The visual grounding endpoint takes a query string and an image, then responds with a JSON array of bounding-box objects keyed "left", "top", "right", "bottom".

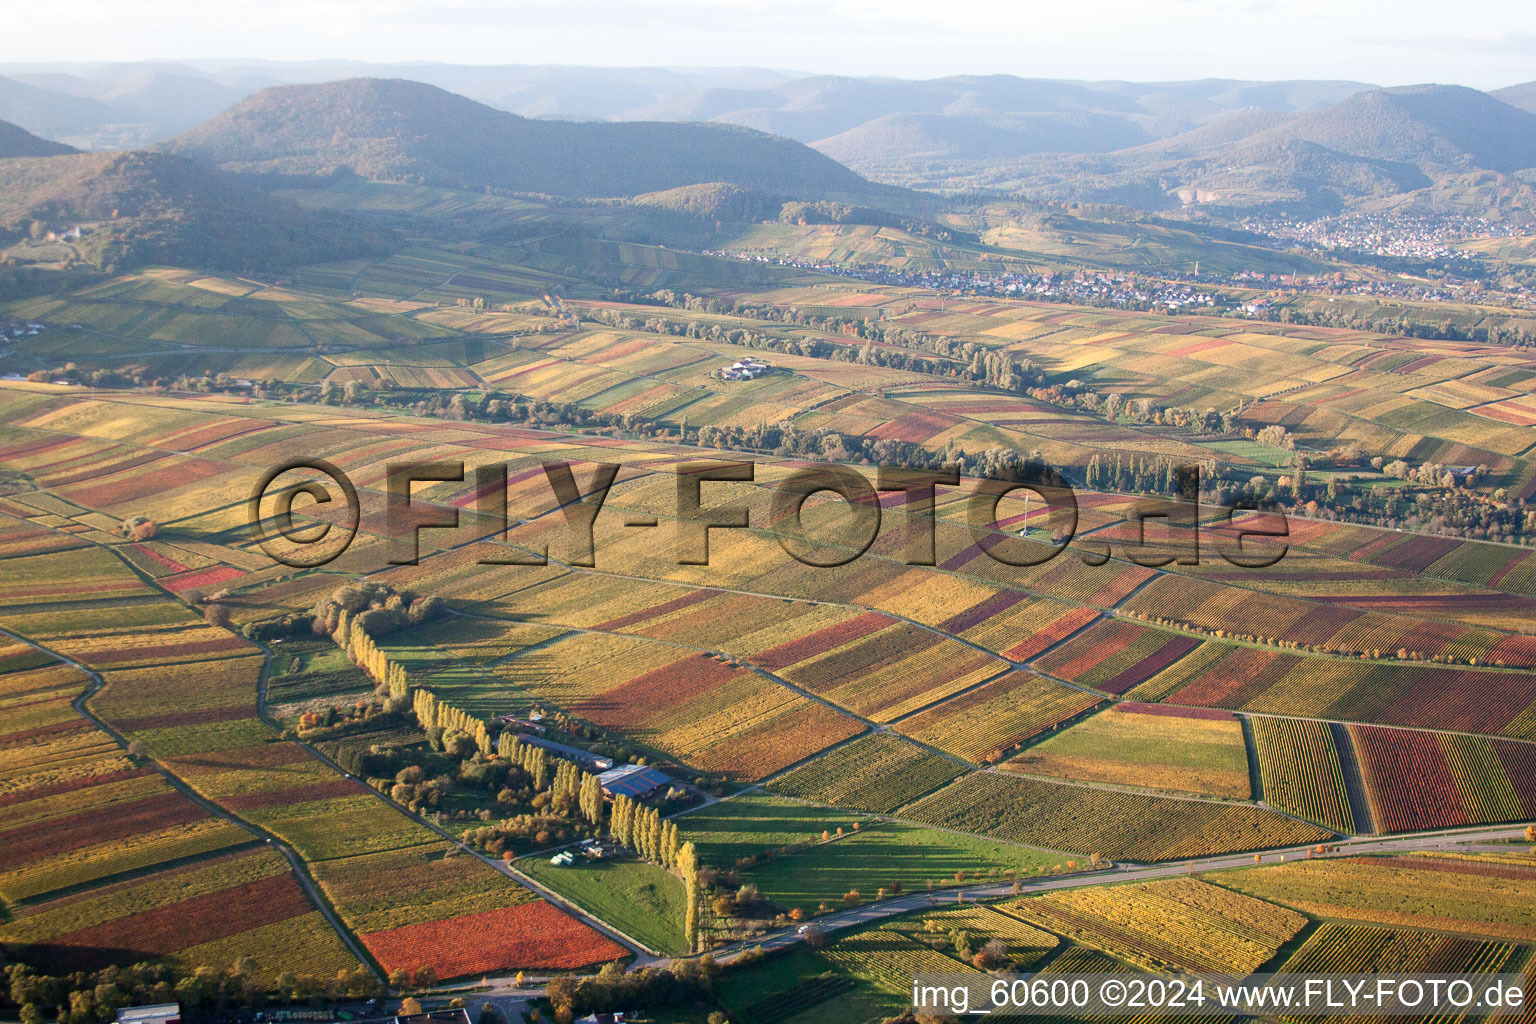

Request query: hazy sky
[{"left": 10, "top": 0, "right": 1536, "bottom": 89}]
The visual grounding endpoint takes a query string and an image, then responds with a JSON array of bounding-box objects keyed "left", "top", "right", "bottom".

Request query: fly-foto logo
[{"left": 248, "top": 458, "right": 1288, "bottom": 571}]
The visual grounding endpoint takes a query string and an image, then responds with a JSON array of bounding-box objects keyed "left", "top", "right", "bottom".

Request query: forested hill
[
  {"left": 165, "top": 77, "right": 916, "bottom": 206},
  {"left": 0, "top": 117, "right": 76, "bottom": 158},
  {"left": 0, "top": 149, "right": 396, "bottom": 273}
]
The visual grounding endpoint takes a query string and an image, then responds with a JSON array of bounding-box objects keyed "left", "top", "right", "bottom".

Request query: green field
[
  {"left": 520, "top": 855, "right": 690, "bottom": 955},
  {"left": 743, "top": 821, "right": 1064, "bottom": 910},
  {"left": 678, "top": 793, "right": 1067, "bottom": 912},
  {"left": 678, "top": 793, "right": 882, "bottom": 866}
]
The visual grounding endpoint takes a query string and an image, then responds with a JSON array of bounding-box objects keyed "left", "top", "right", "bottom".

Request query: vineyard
[
  {"left": 3, "top": 285, "right": 1536, "bottom": 1001},
  {"left": 1278, "top": 922, "right": 1523, "bottom": 979},
  {"left": 1214, "top": 856, "right": 1536, "bottom": 941},
  {"left": 902, "top": 772, "right": 1331, "bottom": 860},
  {"left": 359, "top": 901, "right": 627, "bottom": 979},
  {"left": 885, "top": 904, "right": 1059, "bottom": 967},
  {"left": 1034, "top": 619, "right": 1202, "bottom": 695},
  {"left": 893, "top": 670, "right": 1102, "bottom": 763},
  {"left": 769, "top": 733, "right": 964, "bottom": 813},
  {"left": 1348, "top": 725, "right": 1536, "bottom": 833},
  {"left": 1128, "top": 640, "right": 1536, "bottom": 739},
  {"left": 1007, "top": 703, "right": 1250, "bottom": 798},
  {"left": 0, "top": 848, "right": 357, "bottom": 979},
  {"left": 820, "top": 924, "right": 981, "bottom": 994},
  {"left": 1002, "top": 878, "right": 1306, "bottom": 973},
  {"left": 775, "top": 620, "right": 1007, "bottom": 722},
  {"left": 501, "top": 633, "right": 865, "bottom": 780},
  {"left": 1250, "top": 716, "right": 1356, "bottom": 834}
]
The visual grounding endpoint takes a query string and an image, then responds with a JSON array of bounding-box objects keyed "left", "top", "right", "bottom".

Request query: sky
[{"left": 8, "top": 0, "right": 1536, "bottom": 89}]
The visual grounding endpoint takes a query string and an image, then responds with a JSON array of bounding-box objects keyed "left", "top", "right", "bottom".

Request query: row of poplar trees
[
  {"left": 610, "top": 795, "right": 681, "bottom": 868},
  {"left": 337, "top": 611, "right": 410, "bottom": 702},
  {"left": 610, "top": 796, "right": 702, "bottom": 948},
  {"left": 340, "top": 612, "right": 711, "bottom": 952}
]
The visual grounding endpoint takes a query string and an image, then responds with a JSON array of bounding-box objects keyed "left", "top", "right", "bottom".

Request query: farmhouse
[
  {"left": 722, "top": 358, "right": 769, "bottom": 380},
  {"left": 497, "top": 713, "right": 546, "bottom": 734},
  {"left": 597, "top": 763, "right": 671, "bottom": 801}
]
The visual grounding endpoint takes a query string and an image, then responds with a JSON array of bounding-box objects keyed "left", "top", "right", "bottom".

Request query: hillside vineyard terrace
[{"left": 248, "top": 457, "right": 1290, "bottom": 570}]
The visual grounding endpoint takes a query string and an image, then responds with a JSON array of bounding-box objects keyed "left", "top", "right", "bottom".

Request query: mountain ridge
[
  {"left": 164, "top": 77, "right": 913, "bottom": 206},
  {"left": 0, "top": 117, "right": 77, "bottom": 158}
]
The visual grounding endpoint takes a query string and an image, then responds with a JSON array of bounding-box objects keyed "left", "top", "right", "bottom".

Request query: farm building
[
  {"left": 116, "top": 1006, "right": 180, "bottom": 1024},
  {"left": 597, "top": 763, "right": 671, "bottom": 800},
  {"left": 722, "top": 359, "right": 769, "bottom": 380},
  {"left": 521, "top": 735, "right": 613, "bottom": 772},
  {"left": 498, "top": 714, "right": 546, "bottom": 734}
]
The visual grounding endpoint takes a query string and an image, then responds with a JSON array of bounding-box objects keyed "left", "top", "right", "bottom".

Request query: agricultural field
[
  {"left": 1212, "top": 855, "right": 1536, "bottom": 941},
  {"left": 1034, "top": 619, "right": 1203, "bottom": 695},
  {"left": 0, "top": 510, "right": 625, "bottom": 982},
  {"left": 738, "top": 822, "right": 1065, "bottom": 912},
  {"left": 1002, "top": 877, "right": 1307, "bottom": 973},
  {"left": 1250, "top": 716, "right": 1358, "bottom": 834},
  {"left": 1126, "top": 639, "right": 1536, "bottom": 740},
  {"left": 1348, "top": 725, "right": 1536, "bottom": 833},
  {"left": 713, "top": 945, "right": 902, "bottom": 1024},
  {"left": 490, "top": 630, "right": 867, "bottom": 780},
  {"left": 1275, "top": 921, "right": 1526, "bottom": 978},
  {"left": 519, "top": 856, "right": 690, "bottom": 955},
  {"left": 1006, "top": 703, "right": 1251, "bottom": 798},
  {"left": 901, "top": 771, "right": 1332, "bottom": 860},
  {"left": 675, "top": 792, "right": 881, "bottom": 866},
  {"left": 819, "top": 921, "right": 983, "bottom": 994},
  {"left": 676, "top": 793, "right": 1067, "bottom": 909},
  {"left": 893, "top": 670, "right": 1102, "bottom": 764},
  {"left": 767, "top": 733, "right": 964, "bottom": 813},
  {"left": 0, "top": 847, "right": 359, "bottom": 979}
]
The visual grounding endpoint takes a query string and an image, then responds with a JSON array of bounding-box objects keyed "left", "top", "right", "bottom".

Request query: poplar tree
[{"left": 678, "top": 841, "right": 700, "bottom": 951}]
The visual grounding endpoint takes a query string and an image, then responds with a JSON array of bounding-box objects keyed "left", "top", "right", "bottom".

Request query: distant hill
[
  {"left": 0, "top": 150, "right": 395, "bottom": 273},
  {"left": 636, "top": 74, "right": 1368, "bottom": 148},
  {"left": 8, "top": 63, "right": 1529, "bottom": 218},
  {"left": 0, "top": 75, "right": 153, "bottom": 149},
  {"left": 0, "top": 118, "right": 76, "bottom": 158},
  {"left": 1246, "top": 85, "right": 1536, "bottom": 173},
  {"left": 1077, "top": 79, "right": 1374, "bottom": 126},
  {"left": 942, "top": 85, "right": 1536, "bottom": 215},
  {"left": 12, "top": 70, "right": 251, "bottom": 134},
  {"left": 1491, "top": 81, "right": 1536, "bottom": 114},
  {"left": 814, "top": 110, "right": 1152, "bottom": 165},
  {"left": 166, "top": 78, "right": 911, "bottom": 206},
  {"left": 630, "top": 183, "right": 786, "bottom": 223}
]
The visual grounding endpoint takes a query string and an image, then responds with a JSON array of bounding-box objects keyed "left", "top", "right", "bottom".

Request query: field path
[{"left": 1330, "top": 721, "right": 1377, "bottom": 835}]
